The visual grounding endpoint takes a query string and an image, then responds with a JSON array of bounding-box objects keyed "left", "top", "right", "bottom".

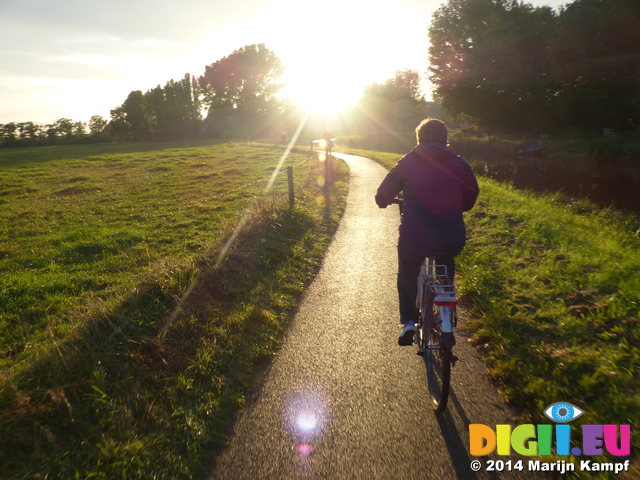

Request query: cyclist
[
  {"left": 323, "top": 130, "right": 334, "bottom": 156},
  {"left": 375, "top": 118, "right": 479, "bottom": 346}
]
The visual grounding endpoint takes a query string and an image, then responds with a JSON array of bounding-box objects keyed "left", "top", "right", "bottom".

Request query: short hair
[{"left": 416, "top": 118, "right": 448, "bottom": 145}]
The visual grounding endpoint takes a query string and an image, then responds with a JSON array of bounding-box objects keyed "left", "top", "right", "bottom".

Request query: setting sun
[
  {"left": 282, "top": 69, "right": 364, "bottom": 115},
  {"left": 264, "top": 0, "right": 429, "bottom": 115}
]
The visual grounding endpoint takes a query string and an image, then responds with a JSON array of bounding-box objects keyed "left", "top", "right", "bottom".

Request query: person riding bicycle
[
  {"left": 375, "top": 118, "right": 479, "bottom": 346},
  {"left": 323, "top": 130, "right": 334, "bottom": 156}
]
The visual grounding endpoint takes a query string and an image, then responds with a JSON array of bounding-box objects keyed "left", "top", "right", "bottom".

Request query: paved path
[{"left": 209, "top": 153, "right": 536, "bottom": 479}]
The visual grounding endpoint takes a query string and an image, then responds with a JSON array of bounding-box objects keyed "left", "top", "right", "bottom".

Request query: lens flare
[
  {"left": 297, "top": 444, "right": 313, "bottom": 455},
  {"left": 284, "top": 388, "right": 330, "bottom": 456},
  {"left": 296, "top": 412, "right": 318, "bottom": 432}
]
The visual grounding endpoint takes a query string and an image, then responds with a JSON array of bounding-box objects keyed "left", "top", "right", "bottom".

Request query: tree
[
  {"left": 72, "top": 121, "right": 86, "bottom": 140},
  {"left": 428, "top": 0, "right": 640, "bottom": 135},
  {"left": 146, "top": 74, "right": 202, "bottom": 139},
  {"left": 121, "top": 90, "right": 151, "bottom": 140},
  {"left": 107, "top": 106, "right": 130, "bottom": 141},
  {"left": 0, "top": 123, "right": 18, "bottom": 147},
  {"left": 53, "top": 118, "right": 75, "bottom": 141},
  {"left": 352, "top": 69, "right": 429, "bottom": 149},
  {"left": 551, "top": 0, "right": 640, "bottom": 133},
  {"left": 89, "top": 116, "right": 108, "bottom": 138},
  {"left": 17, "top": 122, "right": 42, "bottom": 145},
  {"left": 429, "top": 0, "right": 558, "bottom": 133},
  {"left": 198, "top": 44, "right": 284, "bottom": 137}
]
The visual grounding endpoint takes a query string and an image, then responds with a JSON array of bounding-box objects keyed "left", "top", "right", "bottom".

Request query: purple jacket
[{"left": 375, "top": 142, "right": 479, "bottom": 256}]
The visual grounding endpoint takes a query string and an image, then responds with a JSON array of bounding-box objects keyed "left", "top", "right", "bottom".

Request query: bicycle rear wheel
[{"left": 423, "top": 287, "right": 451, "bottom": 413}]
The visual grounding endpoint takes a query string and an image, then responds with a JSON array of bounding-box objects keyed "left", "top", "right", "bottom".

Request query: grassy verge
[
  {"left": 0, "top": 141, "right": 348, "bottom": 478},
  {"left": 339, "top": 147, "right": 640, "bottom": 477}
]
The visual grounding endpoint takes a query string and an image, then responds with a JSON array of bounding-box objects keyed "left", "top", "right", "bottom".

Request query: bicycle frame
[
  {"left": 416, "top": 258, "right": 459, "bottom": 412},
  {"left": 417, "top": 261, "right": 458, "bottom": 342}
]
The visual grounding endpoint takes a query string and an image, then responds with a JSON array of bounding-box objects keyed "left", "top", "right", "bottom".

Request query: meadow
[
  {"left": 342, "top": 147, "right": 640, "bottom": 476},
  {"left": 0, "top": 140, "right": 348, "bottom": 478},
  {"left": 2, "top": 139, "right": 638, "bottom": 477}
]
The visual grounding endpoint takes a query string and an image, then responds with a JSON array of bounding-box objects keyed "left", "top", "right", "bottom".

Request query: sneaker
[{"left": 398, "top": 322, "right": 416, "bottom": 346}]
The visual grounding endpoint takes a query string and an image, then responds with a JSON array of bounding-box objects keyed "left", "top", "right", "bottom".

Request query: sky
[{"left": 0, "top": 0, "right": 569, "bottom": 125}]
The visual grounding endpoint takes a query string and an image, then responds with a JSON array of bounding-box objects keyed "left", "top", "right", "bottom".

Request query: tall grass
[{"left": 0, "top": 141, "right": 348, "bottom": 478}]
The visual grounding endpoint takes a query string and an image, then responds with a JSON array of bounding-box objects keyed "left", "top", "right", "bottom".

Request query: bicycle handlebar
[{"left": 392, "top": 197, "right": 404, "bottom": 214}]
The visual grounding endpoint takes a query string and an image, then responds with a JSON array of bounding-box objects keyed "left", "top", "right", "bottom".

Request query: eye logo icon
[{"left": 544, "top": 402, "right": 584, "bottom": 423}]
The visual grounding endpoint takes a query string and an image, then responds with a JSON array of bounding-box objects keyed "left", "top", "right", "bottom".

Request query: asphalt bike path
[{"left": 209, "top": 153, "right": 537, "bottom": 479}]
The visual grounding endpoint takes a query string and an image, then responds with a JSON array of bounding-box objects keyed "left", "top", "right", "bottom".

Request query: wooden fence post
[{"left": 287, "top": 166, "right": 294, "bottom": 209}]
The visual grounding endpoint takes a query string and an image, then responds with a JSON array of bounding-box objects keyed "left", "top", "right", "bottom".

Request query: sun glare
[
  {"left": 282, "top": 70, "right": 363, "bottom": 115},
  {"left": 266, "top": 0, "right": 426, "bottom": 116},
  {"left": 190, "top": 0, "right": 428, "bottom": 117},
  {"left": 279, "top": 35, "right": 375, "bottom": 116}
]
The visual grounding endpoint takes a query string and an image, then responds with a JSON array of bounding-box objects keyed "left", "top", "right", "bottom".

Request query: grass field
[
  {"left": 0, "top": 140, "right": 348, "bottom": 478},
  {"left": 340, "top": 147, "right": 640, "bottom": 477},
  {"left": 3, "top": 140, "right": 638, "bottom": 477}
]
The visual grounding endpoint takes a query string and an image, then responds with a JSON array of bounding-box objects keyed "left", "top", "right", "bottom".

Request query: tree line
[
  {"left": 0, "top": 77, "right": 202, "bottom": 148},
  {"left": 429, "top": 0, "right": 640, "bottom": 136},
  {"left": 0, "top": 117, "right": 110, "bottom": 148},
  {"left": 0, "top": 44, "right": 296, "bottom": 148},
  {"left": 0, "top": 74, "right": 204, "bottom": 148},
  {"left": 5, "top": 0, "right": 636, "bottom": 148},
  {"left": 0, "top": 40, "right": 432, "bottom": 150},
  {"left": 339, "top": 69, "right": 442, "bottom": 151}
]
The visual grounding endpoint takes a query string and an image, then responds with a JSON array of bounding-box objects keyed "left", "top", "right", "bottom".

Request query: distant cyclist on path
[{"left": 375, "top": 118, "right": 479, "bottom": 346}]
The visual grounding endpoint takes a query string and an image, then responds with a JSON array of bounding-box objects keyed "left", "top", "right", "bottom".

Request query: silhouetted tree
[
  {"left": 351, "top": 69, "right": 429, "bottom": 150},
  {"left": 199, "top": 44, "right": 284, "bottom": 138},
  {"left": 53, "top": 118, "right": 75, "bottom": 142},
  {"left": 147, "top": 74, "right": 202, "bottom": 139},
  {"left": 550, "top": 0, "right": 640, "bottom": 133},
  {"left": 429, "top": 0, "right": 557, "bottom": 132},
  {"left": 120, "top": 91, "right": 151, "bottom": 140},
  {"left": 89, "top": 116, "right": 108, "bottom": 139},
  {"left": 17, "top": 122, "right": 42, "bottom": 145},
  {"left": 107, "top": 106, "right": 130, "bottom": 141},
  {"left": 0, "top": 123, "right": 18, "bottom": 147},
  {"left": 428, "top": 0, "right": 640, "bottom": 135}
]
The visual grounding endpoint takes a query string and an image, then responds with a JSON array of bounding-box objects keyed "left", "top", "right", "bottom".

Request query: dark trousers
[{"left": 397, "top": 248, "right": 455, "bottom": 325}]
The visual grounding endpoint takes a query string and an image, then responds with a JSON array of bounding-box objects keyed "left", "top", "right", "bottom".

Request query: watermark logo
[
  {"left": 543, "top": 402, "right": 584, "bottom": 423},
  {"left": 468, "top": 402, "right": 632, "bottom": 474}
]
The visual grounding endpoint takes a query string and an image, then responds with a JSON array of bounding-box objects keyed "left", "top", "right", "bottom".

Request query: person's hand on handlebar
[{"left": 391, "top": 197, "right": 404, "bottom": 214}]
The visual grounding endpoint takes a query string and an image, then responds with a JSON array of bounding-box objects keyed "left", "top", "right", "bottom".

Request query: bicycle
[
  {"left": 417, "top": 258, "right": 459, "bottom": 412},
  {"left": 392, "top": 198, "right": 459, "bottom": 413}
]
